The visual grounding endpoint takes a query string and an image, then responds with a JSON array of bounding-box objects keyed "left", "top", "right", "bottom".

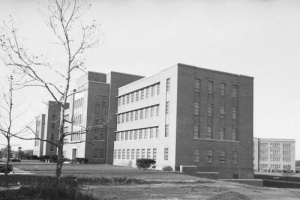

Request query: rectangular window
[
  {"left": 145, "top": 108, "right": 149, "bottom": 118},
  {"left": 151, "top": 85, "right": 155, "bottom": 96},
  {"left": 195, "top": 79, "right": 201, "bottom": 92},
  {"left": 193, "top": 125, "right": 199, "bottom": 139},
  {"left": 142, "top": 149, "right": 145, "bottom": 158},
  {"left": 131, "top": 93, "right": 134, "bottom": 102},
  {"left": 100, "top": 149, "right": 105, "bottom": 159},
  {"left": 126, "top": 113, "right": 129, "bottom": 122},
  {"left": 122, "top": 96, "right": 125, "bottom": 105},
  {"left": 166, "top": 78, "right": 170, "bottom": 92},
  {"left": 207, "top": 150, "right": 213, "bottom": 163},
  {"left": 139, "top": 129, "right": 143, "bottom": 139},
  {"left": 207, "top": 104, "right": 213, "bottom": 116},
  {"left": 194, "top": 102, "right": 200, "bottom": 115},
  {"left": 136, "top": 91, "right": 139, "bottom": 101},
  {"left": 139, "top": 109, "right": 143, "bottom": 119},
  {"left": 232, "top": 129, "right": 238, "bottom": 141},
  {"left": 127, "top": 149, "right": 130, "bottom": 159},
  {"left": 220, "top": 83, "right": 225, "bottom": 96},
  {"left": 220, "top": 151, "right": 226, "bottom": 163},
  {"left": 95, "top": 102, "right": 100, "bottom": 114},
  {"left": 150, "top": 107, "right": 154, "bottom": 117},
  {"left": 141, "top": 89, "right": 144, "bottom": 100},
  {"left": 164, "top": 148, "right": 169, "bottom": 160},
  {"left": 165, "top": 125, "right": 169, "bottom": 137},
  {"left": 150, "top": 128, "right": 153, "bottom": 138},
  {"left": 232, "top": 85, "right": 237, "bottom": 98},
  {"left": 114, "top": 149, "right": 117, "bottom": 159},
  {"left": 144, "top": 129, "right": 148, "bottom": 139},
  {"left": 136, "top": 149, "right": 140, "bottom": 159},
  {"left": 194, "top": 149, "right": 200, "bottom": 162},
  {"left": 208, "top": 81, "right": 213, "bottom": 94},
  {"left": 122, "top": 149, "right": 125, "bottom": 159},
  {"left": 131, "top": 149, "right": 135, "bottom": 160},
  {"left": 126, "top": 95, "right": 129, "bottom": 104},
  {"left": 155, "top": 127, "right": 159, "bottom": 138},
  {"left": 130, "top": 131, "right": 133, "bottom": 140},
  {"left": 220, "top": 106, "right": 225, "bottom": 117},
  {"left": 118, "top": 98, "right": 121, "bottom": 106},
  {"left": 125, "top": 131, "right": 128, "bottom": 140},
  {"left": 153, "top": 148, "right": 157, "bottom": 160},
  {"left": 121, "top": 132, "right": 124, "bottom": 141},
  {"left": 122, "top": 114, "right": 125, "bottom": 123},
  {"left": 156, "top": 105, "right": 159, "bottom": 116},
  {"left": 130, "top": 112, "right": 134, "bottom": 121},
  {"left": 207, "top": 126, "right": 212, "bottom": 139},
  {"left": 232, "top": 151, "right": 238, "bottom": 164},
  {"left": 118, "top": 149, "right": 121, "bottom": 159},
  {"left": 134, "top": 130, "right": 138, "bottom": 140},
  {"left": 135, "top": 110, "right": 138, "bottom": 120},
  {"left": 166, "top": 101, "right": 170, "bottom": 114},
  {"left": 147, "top": 149, "right": 151, "bottom": 159},
  {"left": 146, "top": 88, "right": 149, "bottom": 98},
  {"left": 157, "top": 83, "right": 160, "bottom": 95},
  {"left": 232, "top": 107, "right": 237, "bottom": 119},
  {"left": 220, "top": 128, "right": 225, "bottom": 140}
]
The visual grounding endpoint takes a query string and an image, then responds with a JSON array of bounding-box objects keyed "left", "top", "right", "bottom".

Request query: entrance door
[{"left": 72, "top": 148, "right": 77, "bottom": 160}]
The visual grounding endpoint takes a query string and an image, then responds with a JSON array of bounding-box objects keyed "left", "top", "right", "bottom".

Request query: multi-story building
[
  {"left": 113, "top": 63, "right": 254, "bottom": 179},
  {"left": 63, "top": 71, "right": 143, "bottom": 163},
  {"left": 33, "top": 114, "right": 45, "bottom": 156},
  {"left": 253, "top": 137, "right": 296, "bottom": 172}
]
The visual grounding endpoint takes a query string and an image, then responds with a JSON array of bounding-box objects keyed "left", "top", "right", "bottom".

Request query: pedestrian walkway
[{"left": 12, "top": 167, "right": 33, "bottom": 175}]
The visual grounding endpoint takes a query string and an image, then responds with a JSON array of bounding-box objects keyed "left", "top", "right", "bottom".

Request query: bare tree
[
  {"left": 0, "top": 0, "right": 99, "bottom": 179},
  {"left": 0, "top": 75, "right": 26, "bottom": 176}
]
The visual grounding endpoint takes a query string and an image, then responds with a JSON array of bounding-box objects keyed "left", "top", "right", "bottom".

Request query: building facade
[
  {"left": 33, "top": 114, "right": 45, "bottom": 157},
  {"left": 113, "top": 63, "right": 254, "bottom": 179},
  {"left": 253, "top": 137, "right": 296, "bottom": 172}
]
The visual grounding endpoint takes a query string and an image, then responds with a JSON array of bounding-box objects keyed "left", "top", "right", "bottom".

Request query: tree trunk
[
  {"left": 55, "top": 138, "right": 64, "bottom": 179},
  {"left": 5, "top": 140, "right": 10, "bottom": 176}
]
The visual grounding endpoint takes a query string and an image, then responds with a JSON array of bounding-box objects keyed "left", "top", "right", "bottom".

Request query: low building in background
[
  {"left": 113, "top": 63, "right": 254, "bottom": 179},
  {"left": 253, "top": 137, "right": 296, "bottom": 172}
]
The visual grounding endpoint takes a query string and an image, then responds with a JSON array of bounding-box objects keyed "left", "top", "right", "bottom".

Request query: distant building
[
  {"left": 113, "top": 64, "right": 254, "bottom": 179},
  {"left": 33, "top": 114, "right": 45, "bottom": 157},
  {"left": 253, "top": 137, "right": 296, "bottom": 172}
]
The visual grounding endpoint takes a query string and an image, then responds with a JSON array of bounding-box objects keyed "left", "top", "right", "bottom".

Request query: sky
[{"left": 0, "top": 0, "right": 300, "bottom": 159}]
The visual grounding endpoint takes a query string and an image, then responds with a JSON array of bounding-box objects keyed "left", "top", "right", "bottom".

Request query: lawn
[{"left": 4, "top": 160, "right": 300, "bottom": 200}]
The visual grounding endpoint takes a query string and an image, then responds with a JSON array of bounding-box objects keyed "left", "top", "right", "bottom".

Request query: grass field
[{"left": 6, "top": 160, "right": 300, "bottom": 200}]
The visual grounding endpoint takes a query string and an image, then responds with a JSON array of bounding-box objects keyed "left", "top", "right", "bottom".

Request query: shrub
[
  {"left": 162, "top": 166, "right": 173, "bottom": 171},
  {"left": 136, "top": 159, "right": 156, "bottom": 169}
]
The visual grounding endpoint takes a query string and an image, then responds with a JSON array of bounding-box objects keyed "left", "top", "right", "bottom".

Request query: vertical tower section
[{"left": 33, "top": 114, "right": 45, "bottom": 157}]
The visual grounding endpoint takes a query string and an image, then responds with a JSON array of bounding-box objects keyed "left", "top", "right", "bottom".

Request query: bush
[
  {"left": 162, "top": 166, "right": 173, "bottom": 171},
  {"left": 75, "top": 157, "right": 88, "bottom": 164},
  {"left": 136, "top": 159, "right": 156, "bottom": 169}
]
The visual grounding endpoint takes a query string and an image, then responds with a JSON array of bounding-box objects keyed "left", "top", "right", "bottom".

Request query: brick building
[
  {"left": 114, "top": 63, "right": 254, "bottom": 179},
  {"left": 253, "top": 137, "right": 296, "bottom": 172}
]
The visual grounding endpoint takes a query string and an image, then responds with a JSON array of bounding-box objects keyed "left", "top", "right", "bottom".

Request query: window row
[
  {"left": 116, "top": 127, "right": 159, "bottom": 141},
  {"left": 194, "top": 103, "right": 237, "bottom": 119},
  {"left": 283, "top": 143, "right": 291, "bottom": 148},
  {"left": 118, "top": 83, "right": 160, "bottom": 107},
  {"left": 74, "top": 98, "right": 84, "bottom": 109},
  {"left": 270, "top": 143, "right": 280, "bottom": 148},
  {"left": 117, "top": 105, "right": 159, "bottom": 124},
  {"left": 193, "top": 126, "right": 238, "bottom": 141},
  {"left": 195, "top": 79, "right": 238, "bottom": 98},
  {"left": 114, "top": 148, "right": 159, "bottom": 160},
  {"left": 194, "top": 150, "right": 238, "bottom": 164}
]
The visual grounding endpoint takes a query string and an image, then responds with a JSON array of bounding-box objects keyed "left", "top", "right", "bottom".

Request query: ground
[{"left": 1, "top": 160, "right": 300, "bottom": 200}]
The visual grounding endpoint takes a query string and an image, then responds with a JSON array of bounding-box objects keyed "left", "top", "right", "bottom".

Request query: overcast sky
[{"left": 0, "top": 0, "right": 300, "bottom": 159}]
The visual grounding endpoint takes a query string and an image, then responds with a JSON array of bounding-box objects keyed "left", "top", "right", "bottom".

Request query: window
[
  {"left": 155, "top": 127, "right": 159, "bottom": 138},
  {"left": 145, "top": 108, "right": 149, "bottom": 118},
  {"left": 220, "top": 151, "right": 226, "bottom": 163},
  {"left": 126, "top": 95, "right": 129, "bottom": 104},
  {"left": 139, "top": 129, "right": 143, "bottom": 139},
  {"left": 131, "top": 149, "right": 135, "bottom": 160},
  {"left": 151, "top": 86, "right": 155, "bottom": 96},
  {"left": 130, "top": 131, "right": 133, "bottom": 140},
  {"left": 122, "top": 96, "right": 125, "bottom": 105},
  {"left": 156, "top": 105, "right": 159, "bottom": 116},
  {"left": 157, "top": 84, "right": 160, "bottom": 95},
  {"left": 134, "top": 130, "right": 138, "bottom": 140},
  {"left": 220, "top": 128, "right": 225, "bottom": 140},
  {"left": 207, "top": 126, "right": 212, "bottom": 139},
  {"left": 193, "top": 126, "right": 199, "bottom": 139},
  {"left": 142, "top": 149, "right": 145, "bottom": 158},
  {"left": 139, "top": 109, "right": 143, "bottom": 119},
  {"left": 122, "top": 114, "right": 125, "bottom": 123},
  {"left": 232, "top": 151, "right": 238, "bottom": 164},
  {"left": 232, "top": 107, "right": 237, "bottom": 119},
  {"left": 146, "top": 88, "right": 149, "bottom": 98},
  {"left": 141, "top": 89, "right": 144, "bottom": 100},
  {"left": 144, "top": 129, "right": 148, "bottom": 139},
  {"left": 136, "top": 149, "right": 140, "bottom": 159},
  {"left": 164, "top": 148, "right": 169, "bottom": 160},
  {"left": 126, "top": 113, "right": 129, "bottom": 122},
  {"left": 220, "top": 106, "right": 225, "bottom": 117},
  {"left": 153, "top": 148, "right": 157, "bottom": 160},
  {"left": 118, "top": 149, "right": 121, "bottom": 159},
  {"left": 220, "top": 83, "right": 225, "bottom": 96},
  {"left": 121, "top": 132, "right": 124, "bottom": 141},
  {"left": 130, "top": 112, "right": 134, "bottom": 121},
  {"left": 150, "top": 107, "right": 154, "bottom": 117},
  {"left": 166, "top": 101, "right": 170, "bottom": 114},
  {"left": 147, "top": 149, "right": 151, "bottom": 158},
  {"left": 166, "top": 78, "right": 170, "bottom": 92},
  {"left": 135, "top": 111, "right": 138, "bottom": 120},
  {"left": 150, "top": 128, "right": 153, "bottom": 138},
  {"left": 208, "top": 81, "right": 213, "bottom": 94},
  {"left": 194, "top": 102, "right": 200, "bottom": 115},
  {"left": 118, "top": 98, "right": 121, "bottom": 106},
  {"left": 165, "top": 125, "right": 169, "bottom": 137},
  {"left": 206, "top": 150, "right": 213, "bottom": 163},
  {"left": 114, "top": 149, "right": 117, "bottom": 159},
  {"left": 122, "top": 149, "right": 125, "bottom": 159},
  {"left": 131, "top": 93, "right": 134, "bottom": 102},
  {"left": 93, "top": 149, "right": 99, "bottom": 159},
  {"left": 232, "top": 129, "right": 238, "bottom": 141},
  {"left": 136, "top": 91, "right": 139, "bottom": 101},
  {"left": 100, "top": 149, "right": 105, "bottom": 159},
  {"left": 194, "top": 149, "right": 200, "bottom": 162},
  {"left": 195, "top": 79, "right": 201, "bottom": 92},
  {"left": 232, "top": 85, "right": 237, "bottom": 98},
  {"left": 207, "top": 104, "right": 212, "bottom": 116},
  {"left": 125, "top": 131, "right": 128, "bottom": 140}
]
